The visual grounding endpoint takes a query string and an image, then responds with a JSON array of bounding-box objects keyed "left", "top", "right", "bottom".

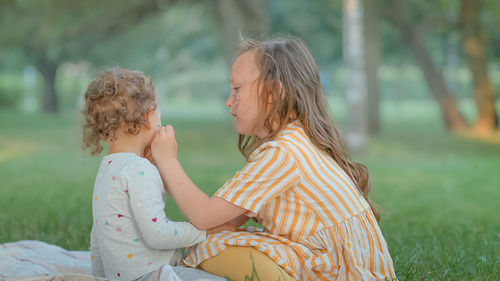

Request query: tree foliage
[
  {"left": 0, "top": 0, "right": 499, "bottom": 135},
  {"left": 0, "top": 0, "right": 172, "bottom": 112}
]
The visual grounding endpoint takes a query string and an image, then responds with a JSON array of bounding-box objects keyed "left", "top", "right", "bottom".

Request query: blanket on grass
[{"left": 0, "top": 241, "right": 224, "bottom": 281}]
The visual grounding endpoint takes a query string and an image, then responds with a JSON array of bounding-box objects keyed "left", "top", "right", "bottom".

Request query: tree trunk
[
  {"left": 213, "top": 0, "right": 270, "bottom": 65},
  {"left": 460, "top": 0, "right": 498, "bottom": 134},
  {"left": 34, "top": 62, "right": 59, "bottom": 113},
  {"left": 364, "top": 0, "right": 380, "bottom": 134},
  {"left": 344, "top": 0, "right": 368, "bottom": 152},
  {"left": 385, "top": 0, "right": 466, "bottom": 131},
  {"left": 443, "top": 32, "right": 460, "bottom": 95}
]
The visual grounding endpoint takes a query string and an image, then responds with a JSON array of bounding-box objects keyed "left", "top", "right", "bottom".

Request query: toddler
[{"left": 82, "top": 67, "right": 206, "bottom": 280}]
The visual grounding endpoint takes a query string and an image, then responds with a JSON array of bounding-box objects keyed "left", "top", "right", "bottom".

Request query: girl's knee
[{"left": 200, "top": 246, "right": 297, "bottom": 281}]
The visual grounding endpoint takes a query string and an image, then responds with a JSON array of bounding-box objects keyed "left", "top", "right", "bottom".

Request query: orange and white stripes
[{"left": 181, "top": 122, "right": 396, "bottom": 280}]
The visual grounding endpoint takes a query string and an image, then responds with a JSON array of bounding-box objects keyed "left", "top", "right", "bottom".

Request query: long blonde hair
[{"left": 236, "top": 36, "right": 379, "bottom": 221}]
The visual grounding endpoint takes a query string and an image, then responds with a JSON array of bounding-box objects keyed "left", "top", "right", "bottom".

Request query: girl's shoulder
[
  {"left": 274, "top": 121, "right": 307, "bottom": 141},
  {"left": 249, "top": 122, "right": 312, "bottom": 162},
  {"left": 249, "top": 139, "right": 294, "bottom": 163}
]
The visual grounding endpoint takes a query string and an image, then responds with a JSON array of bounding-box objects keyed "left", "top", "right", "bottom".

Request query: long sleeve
[
  {"left": 123, "top": 160, "right": 206, "bottom": 250},
  {"left": 90, "top": 226, "right": 105, "bottom": 277}
]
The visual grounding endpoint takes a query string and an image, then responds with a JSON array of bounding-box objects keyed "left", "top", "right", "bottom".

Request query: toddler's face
[
  {"left": 144, "top": 108, "right": 162, "bottom": 143},
  {"left": 151, "top": 108, "right": 162, "bottom": 129}
]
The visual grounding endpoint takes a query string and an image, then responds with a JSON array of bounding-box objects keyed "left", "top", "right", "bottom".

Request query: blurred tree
[
  {"left": 383, "top": 0, "right": 466, "bottom": 131},
  {"left": 212, "top": 0, "right": 270, "bottom": 65},
  {"left": 364, "top": 0, "right": 381, "bottom": 134},
  {"left": 268, "top": 0, "right": 343, "bottom": 64},
  {"left": 460, "top": 0, "right": 499, "bottom": 134},
  {"left": 86, "top": 1, "right": 223, "bottom": 100},
  {"left": 343, "top": 0, "right": 368, "bottom": 152},
  {"left": 0, "top": 0, "right": 169, "bottom": 113}
]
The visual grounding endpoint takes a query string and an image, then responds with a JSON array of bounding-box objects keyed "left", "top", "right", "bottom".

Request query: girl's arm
[
  {"left": 227, "top": 213, "right": 251, "bottom": 228},
  {"left": 124, "top": 160, "right": 206, "bottom": 249},
  {"left": 207, "top": 214, "right": 251, "bottom": 234},
  {"left": 156, "top": 157, "right": 247, "bottom": 230},
  {"left": 151, "top": 125, "right": 247, "bottom": 230},
  {"left": 144, "top": 145, "right": 171, "bottom": 195}
]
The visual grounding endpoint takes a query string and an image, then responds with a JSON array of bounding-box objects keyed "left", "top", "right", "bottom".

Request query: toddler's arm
[
  {"left": 124, "top": 160, "right": 206, "bottom": 250},
  {"left": 89, "top": 226, "right": 105, "bottom": 277}
]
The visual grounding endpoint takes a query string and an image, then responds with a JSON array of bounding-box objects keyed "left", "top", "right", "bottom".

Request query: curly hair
[{"left": 82, "top": 67, "right": 157, "bottom": 155}]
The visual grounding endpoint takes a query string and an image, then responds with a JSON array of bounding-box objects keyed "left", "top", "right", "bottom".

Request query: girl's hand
[
  {"left": 143, "top": 145, "right": 158, "bottom": 167},
  {"left": 207, "top": 222, "right": 238, "bottom": 235},
  {"left": 151, "top": 125, "right": 178, "bottom": 167}
]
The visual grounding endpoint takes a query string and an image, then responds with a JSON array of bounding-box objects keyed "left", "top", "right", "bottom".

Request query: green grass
[{"left": 1, "top": 101, "right": 499, "bottom": 281}]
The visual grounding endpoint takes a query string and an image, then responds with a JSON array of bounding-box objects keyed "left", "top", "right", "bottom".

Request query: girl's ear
[{"left": 268, "top": 81, "right": 283, "bottom": 104}]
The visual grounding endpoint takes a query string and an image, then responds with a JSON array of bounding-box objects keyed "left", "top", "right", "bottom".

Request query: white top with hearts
[{"left": 90, "top": 152, "right": 206, "bottom": 280}]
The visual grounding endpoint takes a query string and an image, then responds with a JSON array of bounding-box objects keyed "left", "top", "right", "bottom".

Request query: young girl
[
  {"left": 82, "top": 67, "right": 209, "bottom": 280},
  {"left": 151, "top": 37, "right": 396, "bottom": 281}
]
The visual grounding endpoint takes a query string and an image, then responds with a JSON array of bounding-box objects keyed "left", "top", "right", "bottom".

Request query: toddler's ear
[{"left": 145, "top": 110, "right": 154, "bottom": 129}]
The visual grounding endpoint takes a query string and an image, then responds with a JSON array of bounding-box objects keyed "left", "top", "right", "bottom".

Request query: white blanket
[{"left": 0, "top": 241, "right": 224, "bottom": 281}]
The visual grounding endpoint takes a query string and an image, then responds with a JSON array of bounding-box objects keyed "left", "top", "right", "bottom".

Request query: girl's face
[{"left": 226, "top": 51, "right": 264, "bottom": 137}]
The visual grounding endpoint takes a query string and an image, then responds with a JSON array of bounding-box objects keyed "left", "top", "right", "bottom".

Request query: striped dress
[{"left": 181, "top": 122, "right": 396, "bottom": 281}]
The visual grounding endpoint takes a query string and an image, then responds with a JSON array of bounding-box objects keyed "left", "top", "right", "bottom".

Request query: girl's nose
[{"left": 225, "top": 94, "right": 233, "bottom": 109}]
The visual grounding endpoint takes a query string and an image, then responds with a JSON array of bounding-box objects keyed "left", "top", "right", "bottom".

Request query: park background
[{"left": 0, "top": 0, "right": 499, "bottom": 280}]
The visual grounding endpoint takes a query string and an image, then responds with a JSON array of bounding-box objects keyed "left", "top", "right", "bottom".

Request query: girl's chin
[
  {"left": 234, "top": 121, "right": 261, "bottom": 137},
  {"left": 235, "top": 127, "right": 252, "bottom": 136},
  {"left": 234, "top": 124, "right": 261, "bottom": 137}
]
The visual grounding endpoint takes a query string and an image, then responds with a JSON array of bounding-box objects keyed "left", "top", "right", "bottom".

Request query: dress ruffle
[{"left": 181, "top": 209, "right": 395, "bottom": 281}]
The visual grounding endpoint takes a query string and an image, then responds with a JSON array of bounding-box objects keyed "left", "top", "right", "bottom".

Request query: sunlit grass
[
  {"left": 0, "top": 140, "right": 41, "bottom": 163},
  {"left": 0, "top": 100, "right": 499, "bottom": 280}
]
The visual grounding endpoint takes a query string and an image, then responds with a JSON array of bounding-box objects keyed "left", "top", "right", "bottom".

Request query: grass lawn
[{"left": 0, "top": 100, "right": 499, "bottom": 280}]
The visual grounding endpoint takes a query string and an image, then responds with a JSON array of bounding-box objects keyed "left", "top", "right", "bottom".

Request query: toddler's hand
[{"left": 151, "top": 125, "right": 178, "bottom": 167}]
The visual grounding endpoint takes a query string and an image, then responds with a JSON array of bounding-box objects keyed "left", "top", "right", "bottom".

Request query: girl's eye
[{"left": 233, "top": 87, "right": 240, "bottom": 92}]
